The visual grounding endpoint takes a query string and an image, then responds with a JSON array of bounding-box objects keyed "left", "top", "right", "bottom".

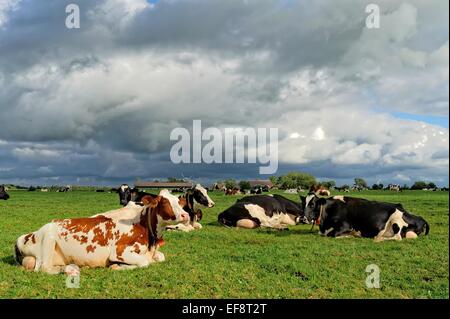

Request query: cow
[
  {"left": 117, "top": 184, "right": 132, "bottom": 206},
  {"left": 14, "top": 192, "right": 189, "bottom": 274},
  {"left": 114, "top": 185, "right": 214, "bottom": 233},
  {"left": 302, "top": 194, "right": 429, "bottom": 241},
  {"left": 309, "top": 184, "right": 331, "bottom": 197},
  {"left": 0, "top": 185, "right": 9, "bottom": 200},
  {"left": 250, "top": 187, "right": 263, "bottom": 194},
  {"left": 166, "top": 184, "right": 215, "bottom": 232},
  {"left": 387, "top": 184, "right": 402, "bottom": 192},
  {"left": 225, "top": 188, "right": 241, "bottom": 195},
  {"left": 218, "top": 194, "right": 305, "bottom": 229}
]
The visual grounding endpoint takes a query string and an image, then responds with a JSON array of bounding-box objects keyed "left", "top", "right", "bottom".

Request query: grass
[{"left": 0, "top": 190, "right": 448, "bottom": 299}]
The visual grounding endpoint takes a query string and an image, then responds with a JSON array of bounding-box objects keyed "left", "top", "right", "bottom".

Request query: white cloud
[
  {"left": 0, "top": 0, "right": 20, "bottom": 27},
  {"left": 0, "top": 0, "right": 448, "bottom": 186}
]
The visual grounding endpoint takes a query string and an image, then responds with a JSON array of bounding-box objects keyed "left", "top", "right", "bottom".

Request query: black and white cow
[
  {"left": 116, "top": 184, "right": 133, "bottom": 206},
  {"left": 166, "top": 184, "right": 215, "bottom": 232},
  {"left": 218, "top": 194, "right": 305, "bottom": 229},
  {"left": 116, "top": 184, "right": 215, "bottom": 232},
  {"left": 302, "top": 194, "right": 429, "bottom": 241},
  {"left": 0, "top": 185, "right": 9, "bottom": 200}
]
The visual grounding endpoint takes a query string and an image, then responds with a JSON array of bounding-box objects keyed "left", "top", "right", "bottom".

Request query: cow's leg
[
  {"left": 327, "top": 222, "right": 352, "bottom": 238},
  {"left": 375, "top": 222, "right": 404, "bottom": 242},
  {"left": 236, "top": 219, "right": 258, "bottom": 229},
  {"left": 110, "top": 264, "right": 138, "bottom": 271},
  {"left": 153, "top": 250, "right": 165, "bottom": 262},
  {"left": 40, "top": 227, "right": 64, "bottom": 274},
  {"left": 110, "top": 247, "right": 153, "bottom": 270},
  {"left": 192, "top": 221, "right": 202, "bottom": 229},
  {"left": 166, "top": 223, "right": 194, "bottom": 232}
]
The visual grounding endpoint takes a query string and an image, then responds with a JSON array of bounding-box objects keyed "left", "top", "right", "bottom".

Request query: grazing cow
[
  {"left": 302, "top": 194, "right": 429, "bottom": 241},
  {"left": 218, "top": 194, "right": 305, "bottom": 229},
  {"left": 166, "top": 184, "right": 215, "bottom": 232},
  {"left": 387, "top": 184, "right": 402, "bottom": 192},
  {"left": 309, "top": 184, "right": 331, "bottom": 197},
  {"left": 225, "top": 188, "right": 241, "bottom": 195},
  {"left": 14, "top": 193, "right": 189, "bottom": 274},
  {"left": 250, "top": 187, "right": 263, "bottom": 194},
  {"left": 58, "top": 186, "right": 71, "bottom": 193},
  {"left": 0, "top": 185, "right": 9, "bottom": 200}
]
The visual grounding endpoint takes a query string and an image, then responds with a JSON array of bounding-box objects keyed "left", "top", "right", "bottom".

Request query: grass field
[{"left": 0, "top": 190, "right": 448, "bottom": 299}]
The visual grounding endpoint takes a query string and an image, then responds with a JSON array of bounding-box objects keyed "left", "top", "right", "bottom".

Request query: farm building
[
  {"left": 248, "top": 180, "right": 274, "bottom": 189},
  {"left": 134, "top": 181, "right": 193, "bottom": 190}
]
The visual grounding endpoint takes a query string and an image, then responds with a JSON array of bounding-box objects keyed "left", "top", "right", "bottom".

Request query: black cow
[
  {"left": 302, "top": 194, "right": 429, "bottom": 240},
  {"left": 0, "top": 185, "right": 10, "bottom": 200},
  {"left": 218, "top": 194, "right": 305, "bottom": 229}
]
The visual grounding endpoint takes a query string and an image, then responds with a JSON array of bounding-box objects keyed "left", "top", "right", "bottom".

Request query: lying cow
[
  {"left": 118, "top": 185, "right": 214, "bottom": 233},
  {"left": 0, "top": 185, "right": 9, "bottom": 200},
  {"left": 166, "top": 184, "right": 215, "bottom": 232},
  {"left": 218, "top": 194, "right": 305, "bottom": 229},
  {"left": 302, "top": 194, "right": 429, "bottom": 241},
  {"left": 14, "top": 192, "right": 189, "bottom": 274}
]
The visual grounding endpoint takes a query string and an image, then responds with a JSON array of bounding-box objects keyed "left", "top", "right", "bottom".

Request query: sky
[{"left": 0, "top": 0, "right": 448, "bottom": 187}]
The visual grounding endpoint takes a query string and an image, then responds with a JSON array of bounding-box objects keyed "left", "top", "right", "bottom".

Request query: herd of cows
[{"left": 0, "top": 183, "right": 430, "bottom": 274}]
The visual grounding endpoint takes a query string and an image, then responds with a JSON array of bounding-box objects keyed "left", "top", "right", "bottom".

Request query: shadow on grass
[
  {"left": 1, "top": 254, "right": 17, "bottom": 266},
  {"left": 204, "top": 221, "right": 317, "bottom": 237}
]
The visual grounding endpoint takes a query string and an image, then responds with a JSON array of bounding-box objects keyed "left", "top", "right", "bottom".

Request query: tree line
[{"left": 216, "top": 172, "right": 444, "bottom": 191}]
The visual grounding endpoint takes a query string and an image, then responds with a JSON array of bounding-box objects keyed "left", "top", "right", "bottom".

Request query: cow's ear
[{"left": 142, "top": 195, "right": 159, "bottom": 207}]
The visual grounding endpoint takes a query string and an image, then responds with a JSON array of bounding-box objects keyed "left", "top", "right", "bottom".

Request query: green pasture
[{"left": 0, "top": 190, "right": 448, "bottom": 298}]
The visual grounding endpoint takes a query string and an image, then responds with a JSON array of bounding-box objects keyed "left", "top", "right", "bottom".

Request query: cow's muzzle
[{"left": 179, "top": 212, "right": 189, "bottom": 223}]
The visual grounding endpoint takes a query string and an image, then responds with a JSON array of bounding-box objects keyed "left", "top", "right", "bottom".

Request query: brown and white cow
[{"left": 14, "top": 192, "right": 189, "bottom": 274}]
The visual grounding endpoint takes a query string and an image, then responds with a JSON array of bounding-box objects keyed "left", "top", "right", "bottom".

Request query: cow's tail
[
  {"left": 424, "top": 222, "right": 430, "bottom": 236},
  {"left": 14, "top": 241, "right": 24, "bottom": 265}
]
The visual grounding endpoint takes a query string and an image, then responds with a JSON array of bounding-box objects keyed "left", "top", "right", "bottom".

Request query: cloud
[{"left": 0, "top": 0, "right": 448, "bottom": 186}]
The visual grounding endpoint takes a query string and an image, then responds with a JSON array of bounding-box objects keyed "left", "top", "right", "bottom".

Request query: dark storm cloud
[{"left": 0, "top": 0, "right": 448, "bottom": 186}]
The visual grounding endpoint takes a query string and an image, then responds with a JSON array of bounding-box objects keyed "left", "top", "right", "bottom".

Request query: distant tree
[
  {"left": 239, "top": 180, "right": 251, "bottom": 191},
  {"left": 167, "top": 177, "right": 185, "bottom": 183},
  {"left": 411, "top": 181, "right": 428, "bottom": 190},
  {"left": 224, "top": 179, "right": 237, "bottom": 189},
  {"left": 341, "top": 184, "right": 350, "bottom": 190},
  {"left": 279, "top": 172, "right": 316, "bottom": 190},
  {"left": 321, "top": 180, "right": 336, "bottom": 189},
  {"left": 269, "top": 176, "right": 279, "bottom": 187},
  {"left": 372, "top": 184, "right": 380, "bottom": 190},
  {"left": 427, "top": 182, "right": 437, "bottom": 189},
  {"left": 354, "top": 178, "right": 368, "bottom": 189},
  {"left": 401, "top": 184, "right": 409, "bottom": 190}
]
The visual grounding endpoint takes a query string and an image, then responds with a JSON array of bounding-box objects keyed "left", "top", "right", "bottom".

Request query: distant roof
[
  {"left": 134, "top": 181, "right": 193, "bottom": 188},
  {"left": 248, "top": 180, "right": 273, "bottom": 188}
]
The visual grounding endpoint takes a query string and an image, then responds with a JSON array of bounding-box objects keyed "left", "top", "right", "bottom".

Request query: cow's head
[
  {"left": 191, "top": 184, "right": 215, "bottom": 208},
  {"left": 117, "top": 184, "right": 131, "bottom": 206},
  {"left": 0, "top": 185, "right": 9, "bottom": 200},
  {"left": 157, "top": 189, "right": 189, "bottom": 223},
  {"left": 301, "top": 193, "right": 326, "bottom": 224}
]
